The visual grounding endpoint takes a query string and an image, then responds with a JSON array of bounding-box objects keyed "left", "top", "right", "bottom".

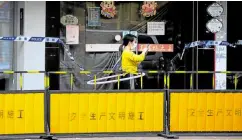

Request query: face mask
[{"left": 131, "top": 42, "right": 138, "bottom": 51}]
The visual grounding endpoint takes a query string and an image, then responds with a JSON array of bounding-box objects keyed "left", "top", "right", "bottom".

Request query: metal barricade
[
  {"left": 2, "top": 70, "right": 242, "bottom": 139},
  {"left": 46, "top": 70, "right": 168, "bottom": 137},
  {"left": 166, "top": 71, "right": 242, "bottom": 136},
  {"left": 0, "top": 71, "right": 53, "bottom": 139}
]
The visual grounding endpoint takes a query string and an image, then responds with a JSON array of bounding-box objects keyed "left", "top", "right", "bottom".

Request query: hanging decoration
[
  {"left": 100, "top": 1, "right": 117, "bottom": 18},
  {"left": 207, "top": 2, "right": 223, "bottom": 17},
  {"left": 141, "top": 1, "right": 157, "bottom": 17},
  {"left": 60, "top": 15, "right": 78, "bottom": 26}
]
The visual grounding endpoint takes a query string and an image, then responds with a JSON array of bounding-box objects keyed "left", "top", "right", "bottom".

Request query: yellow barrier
[
  {"left": 50, "top": 92, "right": 164, "bottom": 133},
  {"left": 0, "top": 92, "right": 45, "bottom": 134},
  {"left": 170, "top": 92, "right": 242, "bottom": 132}
]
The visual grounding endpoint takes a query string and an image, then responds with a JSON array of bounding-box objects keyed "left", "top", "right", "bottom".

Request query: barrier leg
[
  {"left": 157, "top": 80, "right": 178, "bottom": 139},
  {"left": 40, "top": 73, "right": 57, "bottom": 140},
  {"left": 40, "top": 121, "right": 57, "bottom": 140},
  {"left": 40, "top": 135, "right": 57, "bottom": 140}
]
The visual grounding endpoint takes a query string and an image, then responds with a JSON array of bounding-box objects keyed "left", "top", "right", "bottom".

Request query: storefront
[
  {"left": 0, "top": 1, "right": 211, "bottom": 90},
  {"left": 46, "top": 1, "right": 242, "bottom": 90},
  {"left": 55, "top": 1, "right": 179, "bottom": 90},
  {"left": 1, "top": 1, "right": 239, "bottom": 91}
]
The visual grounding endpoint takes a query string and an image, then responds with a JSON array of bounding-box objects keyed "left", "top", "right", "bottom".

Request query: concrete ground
[
  {"left": 1, "top": 135, "right": 242, "bottom": 140},
  {"left": 58, "top": 137, "right": 242, "bottom": 140},
  {"left": 0, "top": 136, "right": 241, "bottom": 140}
]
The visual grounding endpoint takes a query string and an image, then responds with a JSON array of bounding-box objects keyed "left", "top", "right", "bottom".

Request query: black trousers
[
  {"left": 119, "top": 74, "right": 131, "bottom": 89},
  {"left": 119, "top": 74, "right": 142, "bottom": 89}
]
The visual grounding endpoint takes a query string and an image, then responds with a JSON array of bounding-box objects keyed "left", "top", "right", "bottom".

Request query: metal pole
[
  {"left": 214, "top": 1, "right": 227, "bottom": 90},
  {"left": 130, "top": 74, "right": 135, "bottom": 90},
  {"left": 196, "top": 1, "right": 199, "bottom": 89},
  {"left": 192, "top": 1, "right": 195, "bottom": 90}
]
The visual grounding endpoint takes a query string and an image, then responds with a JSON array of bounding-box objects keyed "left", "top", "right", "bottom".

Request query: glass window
[
  {"left": 59, "top": 1, "right": 175, "bottom": 90},
  {"left": 0, "top": 2, "right": 13, "bottom": 70}
]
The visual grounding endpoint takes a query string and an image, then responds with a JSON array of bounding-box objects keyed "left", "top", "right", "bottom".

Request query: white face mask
[{"left": 131, "top": 42, "right": 138, "bottom": 51}]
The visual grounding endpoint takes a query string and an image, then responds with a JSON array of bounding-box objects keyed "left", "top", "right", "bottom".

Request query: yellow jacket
[{"left": 121, "top": 50, "right": 145, "bottom": 74}]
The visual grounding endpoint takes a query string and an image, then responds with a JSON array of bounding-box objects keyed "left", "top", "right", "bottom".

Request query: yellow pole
[
  {"left": 164, "top": 74, "right": 166, "bottom": 89},
  {"left": 47, "top": 74, "right": 50, "bottom": 89},
  {"left": 118, "top": 74, "right": 120, "bottom": 90},
  {"left": 167, "top": 74, "right": 170, "bottom": 89},
  {"left": 212, "top": 73, "right": 215, "bottom": 89},
  {"left": 44, "top": 74, "right": 47, "bottom": 89},
  {"left": 94, "top": 74, "right": 97, "bottom": 89},
  {"left": 70, "top": 73, "right": 74, "bottom": 90},
  {"left": 19, "top": 73, "right": 23, "bottom": 90},
  {"left": 190, "top": 74, "right": 193, "bottom": 89},
  {"left": 140, "top": 73, "right": 143, "bottom": 89},
  {"left": 235, "top": 74, "right": 238, "bottom": 90}
]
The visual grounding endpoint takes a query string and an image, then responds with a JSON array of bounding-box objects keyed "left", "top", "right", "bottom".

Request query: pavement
[
  {"left": 57, "top": 137, "right": 242, "bottom": 140},
  {"left": 1, "top": 135, "right": 242, "bottom": 140}
]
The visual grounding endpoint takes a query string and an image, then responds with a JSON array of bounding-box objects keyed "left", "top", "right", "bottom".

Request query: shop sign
[{"left": 137, "top": 44, "right": 173, "bottom": 52}]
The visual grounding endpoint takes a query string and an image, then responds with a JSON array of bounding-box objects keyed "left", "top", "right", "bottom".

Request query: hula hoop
[{"left": 86, "top": 72, "right": 146, "bottom": 85}]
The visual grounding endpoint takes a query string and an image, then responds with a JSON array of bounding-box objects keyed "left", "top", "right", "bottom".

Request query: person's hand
[
  {"left": 143, "top": 47, "right": 148, "bottom": 52},
  {"left": 142, "top": 45, "right": 149, "bottom": 55}
]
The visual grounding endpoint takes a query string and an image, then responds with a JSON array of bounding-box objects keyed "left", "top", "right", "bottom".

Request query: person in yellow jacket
[{"left": 120, "top": 34, "right": 149, "bottom": 89}]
